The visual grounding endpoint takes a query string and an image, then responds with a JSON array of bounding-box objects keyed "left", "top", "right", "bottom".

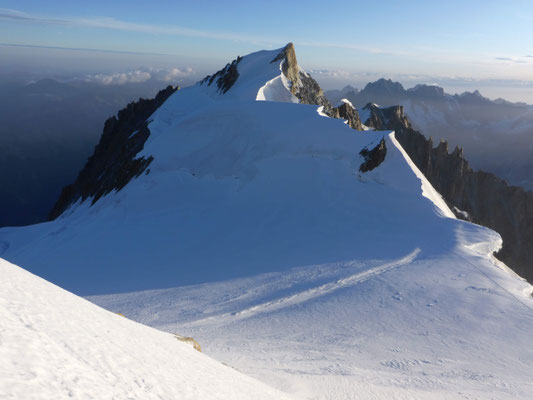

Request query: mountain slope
[
  {"left": 358, "top": 103, "right": 533, "bottom": 284},
  {"left": 0, "top": 44, "right": 448, "bottom": 295},
  {"left": 0, "top": 258, "right": 294, "bottom": 400},
  {"left": 91, "top": 232, "right": 533, "bottom": 400},
  {"left": 326, "top": 79, "right": 533, "bottom": 190},
  {"left": 1, "top": 44, "right": 533, "bottom": 399}
]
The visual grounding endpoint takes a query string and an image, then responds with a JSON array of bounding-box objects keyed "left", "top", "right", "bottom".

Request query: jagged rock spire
[
  {"left": 271, "top": 43, "right": 336, "bottom": 115},
  {"left": 271, "top": 43, "right": 299, "bottom": 90}
]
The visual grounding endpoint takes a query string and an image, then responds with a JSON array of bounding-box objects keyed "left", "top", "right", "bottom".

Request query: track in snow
[{"left": 190, "top": 248, "right": 421, "bottom": 325}]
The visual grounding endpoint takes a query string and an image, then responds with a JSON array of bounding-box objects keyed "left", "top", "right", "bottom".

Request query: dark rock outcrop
[
  {"left": 49, "top": 85, "right": 178, "bottom": 220},
  {"left": 271, "top": 43, "right": 299, "bottom": 84},
  {"left": 200, "top": 57, "right": 242, "bottom": 94},
  {"left": 333, "top": 101, "right": 364, "bottom": 131},
  {"left": 272, "top": 43, "right": 337, "bottom": 117},
  {"left": 359, "top": 138, "right": 387, "bottom": 172},
  {"left": 362, "top": 103, "right": 533, "bottom": 284}
]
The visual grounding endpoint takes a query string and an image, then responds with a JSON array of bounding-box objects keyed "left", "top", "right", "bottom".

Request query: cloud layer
[{"left": 85, "top": 67, "right": 195, "bottom": 85}]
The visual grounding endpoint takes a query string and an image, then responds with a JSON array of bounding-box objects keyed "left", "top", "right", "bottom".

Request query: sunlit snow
[{"left": 1, "top": 45, "right": 533, "bottom": 400}]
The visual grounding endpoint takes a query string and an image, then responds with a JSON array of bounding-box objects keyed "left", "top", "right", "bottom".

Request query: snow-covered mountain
[
  {"left": 326, "top": 79, "right": 533, "bottom": 190},
  {"left": 0, "top": 258, "right": 294, "bottom": 400},
  {"left": 1, "top": 43, "right": 533, "bottom": 399}
]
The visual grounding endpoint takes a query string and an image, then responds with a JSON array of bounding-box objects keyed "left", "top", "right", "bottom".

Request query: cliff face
[
  {"left": 200, "top": 57, "right": 242, "bottom": 94},
  {"left": 271, "top": 43, "right": 364, "bottom": 129},
  {"left": 272, "top": 43, "right": 337, "bottom": 116},
  {"left": 362, "top": 103, "right": 533, "bottom": 283},
  {"left": 49, "top": 85, "right": 178, "bottom": 220},
  {"left": 334, "top": 101, "right": 364, "bottom": 131}
]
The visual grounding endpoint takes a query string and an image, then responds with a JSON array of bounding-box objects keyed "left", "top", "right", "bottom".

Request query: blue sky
[{"left": 2, "top": 0, "right": 533, "bottom": 100}]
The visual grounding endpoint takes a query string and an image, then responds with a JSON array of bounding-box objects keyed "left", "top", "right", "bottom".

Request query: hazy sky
[{"left": 3, "top": 0, "right": 533, "bottom": 101}]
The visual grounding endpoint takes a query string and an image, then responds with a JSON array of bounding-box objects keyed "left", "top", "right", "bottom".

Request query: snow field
[{"left": 0, "top": 258, "right": 294, "bottom": 400}]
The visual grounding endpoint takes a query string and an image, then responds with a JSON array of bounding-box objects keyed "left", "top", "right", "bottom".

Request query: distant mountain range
[{"left": 325, "top": 79, "right": 533, "bottom": 190}]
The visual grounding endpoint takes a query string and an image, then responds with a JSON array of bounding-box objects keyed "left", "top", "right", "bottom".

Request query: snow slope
[
  {"left": 0, "top": 47, "right": 464, "bottom": 295},
  {"left": 0, "top": 257, "right": 294, "bottom": 400},
  {"left": 1, "top": 45, "right": 533, "bottom": 399},
  {"left": 86, "top": 133, "right": 533, "bottom": 399},
  {"left": 91, "top": 242, "right": 533, "bottom": 400}
]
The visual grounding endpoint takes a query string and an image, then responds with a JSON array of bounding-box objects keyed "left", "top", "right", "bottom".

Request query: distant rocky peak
[
  {"left": 363, "top": 78, "right": 406, "bottom": 95},
  {"left": 341, "top": 85, "right": 359, "bottom": 94},
  {"left": 459, "top": 89, "right": 483, "bottom": 99},
  {"left": 360, "top": 102, "right": 411, "bottom": 131},
  {"left": 455, "top": 89, "right": 492, "bottom": 105},
  {"left": 408, "top": 84, "right": 445, "bottom": 98}
]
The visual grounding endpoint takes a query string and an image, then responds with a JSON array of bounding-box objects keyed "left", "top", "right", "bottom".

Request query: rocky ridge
[
  {"left": 360, "top": 103, "right": 533, "bottom": 284},
  {"left": 49, "top": 85, "right": 178, "bottom": 220},
  {"left": 325, "top": 78, "right": 533, "bottom": 191},
  {"left": 272, "top": 43, "right": 338, "bottom": 117},
  {"left": 334, "top": 100, "right": 364, "bottom": 130},
  {"left": 200, "top": 57, "right": 242, "bottom": 94}
]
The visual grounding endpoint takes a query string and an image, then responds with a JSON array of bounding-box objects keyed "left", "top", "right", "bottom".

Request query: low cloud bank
[{"left": 86, "top": 67, "right": 195, "bottom": 85}]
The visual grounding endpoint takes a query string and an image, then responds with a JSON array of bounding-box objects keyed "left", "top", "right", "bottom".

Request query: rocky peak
[
  {"left": 271, "top": 42, "right": 299, "bottom": 85},
  {"left": 435, "top": 139, "right": 449, "bottom": 154},
  {"left": 363, "top": 78, "right": 406, "bottom": 96},
  {"left": 272, "top": 43, "right": 337, "bottom": 116},
  {"left": 338, "top": 79, "right": 409, "bottom": 108},
  {"left": 361, "top": 103, "right": 411, "bottom": 131},
  {"left": 333, "top": 100, "right": 363, "bottom": 130},
  {"left": 408, "top": 84, "right": 445, "bottom": 99},
  {"left": 341, "top": 85, "right": 359, "bottom": 95},
  {"left": 271, "top": 43, "right": 365, "bottom": 128},
  {"left": 452, "top": 145, "right": 464, "bottom": 158},
  {"left": 455, "top": 90, "right": 492, "bottom": 105}
]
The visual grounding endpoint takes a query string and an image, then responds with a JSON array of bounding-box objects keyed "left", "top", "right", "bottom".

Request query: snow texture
[
  {"left": 1, "top": 45, "right": 533, "bottom": 400},
  {"left": 0, "top": 258, "right": 294, "bottom": 400}
]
